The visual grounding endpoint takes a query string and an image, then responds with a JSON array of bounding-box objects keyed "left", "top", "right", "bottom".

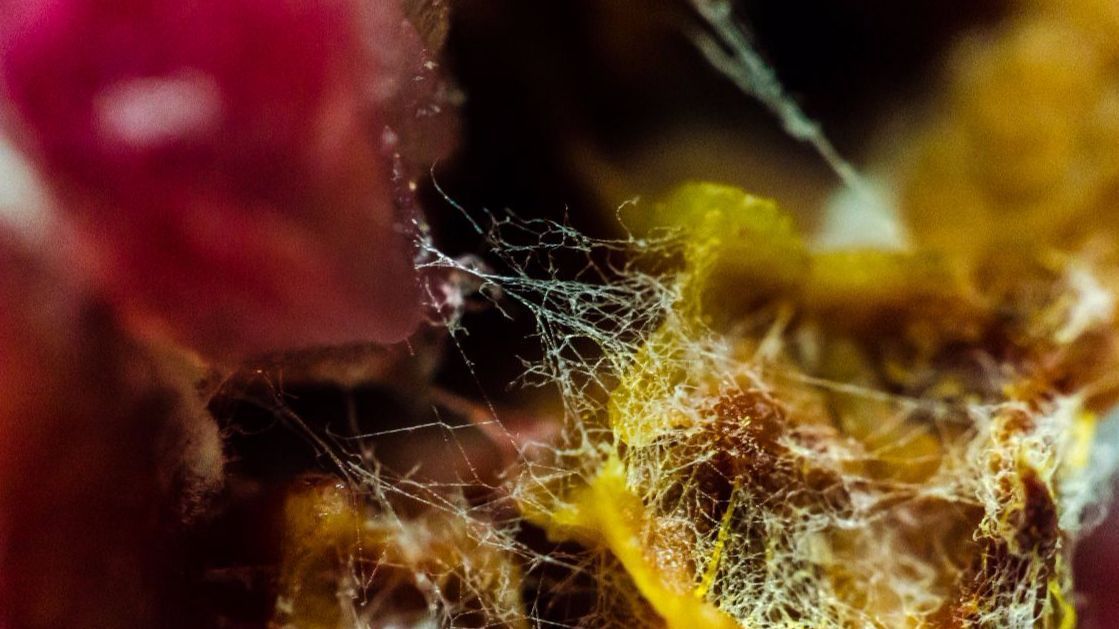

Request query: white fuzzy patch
[{"left": 96, "top": 71, "right": 222, "bottom": 148}]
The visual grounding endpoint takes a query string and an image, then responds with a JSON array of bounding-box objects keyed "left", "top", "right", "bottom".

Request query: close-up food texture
[{"left": 3, "top": 0, "right": 1119, "bottom": 627}]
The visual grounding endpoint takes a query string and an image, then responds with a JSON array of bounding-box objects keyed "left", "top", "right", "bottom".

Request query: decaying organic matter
[{"left": 266, "top": 2, "right": 1119, "bottom": 626}]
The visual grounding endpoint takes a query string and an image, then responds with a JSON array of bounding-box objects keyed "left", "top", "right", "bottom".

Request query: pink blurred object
[
  {"left": 1075, "top": 500, "right": 1119, "bottom": 628},
  {"left": 0, "top": 229, "right": 223, "bottom": 628},
  {"left": 0, "top": 0, "right": 455, "bottom": 357}
]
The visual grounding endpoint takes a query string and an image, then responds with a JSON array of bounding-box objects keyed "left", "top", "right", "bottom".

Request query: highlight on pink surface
[{"left": 0, "top": 0, "right": 454, "bottom": 357}]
